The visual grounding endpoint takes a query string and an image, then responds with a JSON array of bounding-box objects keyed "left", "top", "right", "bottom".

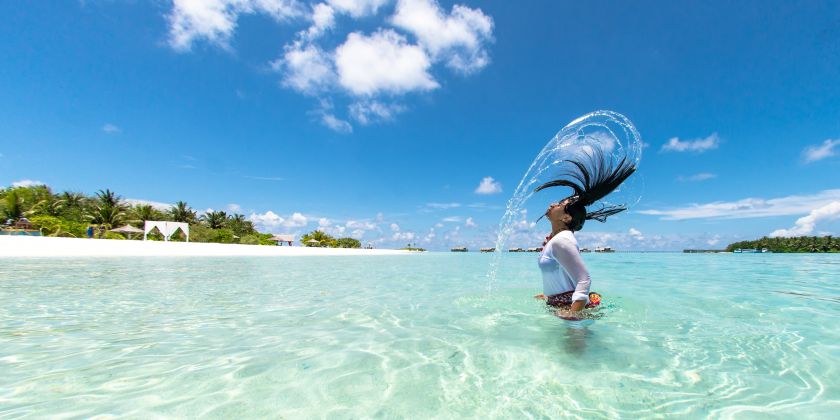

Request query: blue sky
[{"left": 2, "top": 0, "right": 840, "bottom": 250}]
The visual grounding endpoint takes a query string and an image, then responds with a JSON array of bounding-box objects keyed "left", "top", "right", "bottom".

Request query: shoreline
[{"left": 0, "top": 236, "right": 415, "bottom": 257}]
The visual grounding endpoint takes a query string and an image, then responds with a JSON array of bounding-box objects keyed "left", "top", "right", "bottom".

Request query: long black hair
[{"left": 535, "top": 147, "right": 636, "bottom": 230}]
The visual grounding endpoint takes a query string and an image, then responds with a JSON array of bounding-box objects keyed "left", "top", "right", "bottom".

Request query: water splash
[{"left": 486, "top": 110, "right": 644, "bottom": 291}]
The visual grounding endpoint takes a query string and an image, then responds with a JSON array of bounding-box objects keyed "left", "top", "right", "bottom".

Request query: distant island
[
  {"left": 1, "top": 184, "right": 361, "bottom": 248},
  {"left": 725, "top": 236, "right": 840, "bottom": 253}
]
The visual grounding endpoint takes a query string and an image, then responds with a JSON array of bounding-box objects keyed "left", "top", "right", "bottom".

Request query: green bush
[
  {"left": 334, "top": 237, "right": 361, "bottom": 248},
  {"left": 28, "top": 215, "right": 87, "bottom": 238}
]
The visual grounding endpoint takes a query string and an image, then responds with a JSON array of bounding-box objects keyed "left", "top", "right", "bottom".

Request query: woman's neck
[{"left": 549, "top": 222, "right": 572, "bottom": 238}]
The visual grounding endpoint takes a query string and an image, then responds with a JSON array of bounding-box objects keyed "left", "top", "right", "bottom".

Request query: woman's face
[{"left": 546, "top": 199, "right": 572, "bottom": 225}]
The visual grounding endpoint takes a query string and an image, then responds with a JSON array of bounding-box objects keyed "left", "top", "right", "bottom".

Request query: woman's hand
[{"left": 534, "top": 293, "right": 547, "bottom": 300}]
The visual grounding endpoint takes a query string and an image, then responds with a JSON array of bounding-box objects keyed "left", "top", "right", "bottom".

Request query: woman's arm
[{"left": 551, "top": 239, "right": 591, "bottom": 311}]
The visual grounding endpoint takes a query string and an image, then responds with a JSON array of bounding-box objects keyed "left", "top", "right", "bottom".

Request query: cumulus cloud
[
  {"left": 102, "top": 123, "right": 121, "bottom": 134},
  {"left": 661, "top": 133, "right": 720, "bottom": 153},
  {"left": 465, "top": 217, "right": 476, "bottom": 227},
  {"left": 677, "top": 173, "right": 717, "bottom": 182},
  {"left": 226, "top": 203, "right": 242, "bottom": 212},
  {"left": 248, "top": 210, "right": 309, "bottom": 231},
  {"left": 164, "top": 0, "right": 494, "bottom": 131},
  {"left": 167, "top": 0, "right": 302, "bottom": 51},
  {"left": 769, "top": 201, "right": 840, "bottom": 237},
  {"left": 474, "top": 176, "right": 502, "bottom": 194},
  {"left": 802, "top": 139, "right": 840, "bottom": 163},
  {"left": 390, "top": 222, "right": 400, "bottom": 231},
  {"left": 628, "top": 228, "right": 644, "bottom": 240},
  {"left": 335, "top": 29, "right": 438, "bottom": 96},
  {"left": 639, "top": 189, "right": 840, "bottom": 220},
  {"left": 392, "top": 231, "right": 415, "bottom": 241},
  {"left": 346, "top": 219, "right": 377, "bottom": 230},
  {"left": 391, "top": 0, "right": 493, "bottom": 73},
  {"left": 11, "top": 179, "right": 46, "bottom": 188},
  {"left": 274, "top": 41, "right": 336, "bottom": 94}
]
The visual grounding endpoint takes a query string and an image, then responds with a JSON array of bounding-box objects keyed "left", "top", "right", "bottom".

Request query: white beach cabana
[{"left": 143, "top": 221, "right": 189, "bottom": 242}]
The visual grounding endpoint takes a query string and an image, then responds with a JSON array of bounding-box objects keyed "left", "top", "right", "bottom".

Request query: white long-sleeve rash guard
[{"left": 537, "top": 230, "right": 591, "bottom": 304}]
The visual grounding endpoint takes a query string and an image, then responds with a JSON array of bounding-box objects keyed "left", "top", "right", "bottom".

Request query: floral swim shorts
[{"left": 546, "top": 291, "right": 602, "bottom": 309}]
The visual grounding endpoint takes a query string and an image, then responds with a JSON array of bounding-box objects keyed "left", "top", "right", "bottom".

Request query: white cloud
[
  {"left": 442, "top": 216, "right": 462, "bottom": 222},
  {"left": 661, "top": 133, "right": 720, "bottom": 153},
  {"left": 349, "top": 100, "right": 405, "bottom": 124},
  {"left": 167, "top": 0, "right": 301, "bottom": 51},
  {"left": 465, "top": 216, "right": 476, "bottom": 227},
  {"left": 335, "top": 29, "right": 438, "bottom": 96},
  {"left": 305, "top": 2, "right": 336, "bottom": 39},
  {"left": 628, "top": 227, "right": 644, "bottom": 240},
  {"left": 391, "top": 0, "right": 493, "bottom": 73},
  {"left": 346, "top": 219, "right": 377, "bottom": 230},
  {"left": 424, "top": 202, "right": 461, "bottom": 210},
  {"left": 11, "top": 179, "right": 46, "bottom": 188},
  {"left": 321, "top": 112, "right": 353, "bottom": 133},
  {"left": 474, "top": 176, "right": 502, "bottom": 194},
  {"left": 802, "top": 139, "right": 840, "bottom": 163},
  {"left": 226, "top": 203, "right": 242, "bottom": 213},
  {"left": 639, "top": 189, "right": 840, "bottom": 220},
  {"left": 390, "top": 223, "right": 400, "bottom": 231},
  {"left": 350, "top": 229, "right": 366, "bottom": 238},
  {"left": 249, "top": 210, "right": 285, "bottom": 230},
  {"left": 285, "top": 212, "right": 308, "bottom": 227},
  {"left": 102, "top": 123, "right": 121, "bottom": 134},
  {"left": 125, "top": 198, "right": 173, "bottom": 211},
  {"left": 328, "top": 0, "right": 390, "bottom": 17},
  {"left": 770, "top": 201, "right": 840, "bottom": 237},
  {"left": 274, "top": 41, "right": 335, "bottom": 94},
  {"left": 392, "top": 231, "right": 415, "bottom": 241},
  {"left": 677, "top": 173, "right": 717, "bottom": 182},
  {"left": 249, "top": 210, "right": 309, "bottom": 231}
]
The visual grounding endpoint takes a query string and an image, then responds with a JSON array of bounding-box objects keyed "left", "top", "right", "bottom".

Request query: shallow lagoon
[{"left": 1, "top": 253, "right": 838, "bottom": 418}]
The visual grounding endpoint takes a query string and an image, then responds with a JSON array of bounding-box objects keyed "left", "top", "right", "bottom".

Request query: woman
[{"left": 534, "top": 149, "right": 636, "bottom": 316}]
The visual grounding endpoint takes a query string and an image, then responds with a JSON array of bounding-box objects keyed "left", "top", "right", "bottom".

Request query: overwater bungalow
[
  {"left": 508, "top": 247, "right": 524, "bottom": 252},
  {"left": 526, "top": 247, "right": 542, "bottom": 252},
  {"left": 480, "top": 247, "right": 495, "bottom": 252},
  {"left": 580, "top": 248, "right": 592, "bottom": 253},
  {"left": 450, "top": 246, "right": 468, "bottom": 252},
  {"left": 594, "top": 246, "right": 614, "bottom": 253}
]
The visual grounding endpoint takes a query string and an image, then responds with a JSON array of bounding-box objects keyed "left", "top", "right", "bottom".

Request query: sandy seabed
[{"left": 0, "top": 236, "right": 414, "bottom": 257}]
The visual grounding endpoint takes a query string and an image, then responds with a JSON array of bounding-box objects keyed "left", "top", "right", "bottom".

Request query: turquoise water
[{"left": 1, "top": 253, "right": 838, "bottom": 418}]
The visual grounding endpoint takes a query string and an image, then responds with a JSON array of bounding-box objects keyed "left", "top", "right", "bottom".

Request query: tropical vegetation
[
  {"left": 300, "top": 230, "right": 361, "bottom": 248},
  {"left": 1, "top": 184, "right": 281, "bottom": 246},
  {"left": 725, "top": 236, "right": 840, "bottom": 253}
]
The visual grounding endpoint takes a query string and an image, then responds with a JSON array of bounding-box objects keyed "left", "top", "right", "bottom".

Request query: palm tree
[
  {"left": 3, "top": 190, "right": 22, "bottom": 220},
  {"left": 226, "top": 213, "right": 255, "bottom": 236},
  {"left": 169, "top": 201, "right": 197, "bottom": 224},
  {"left": 86, "top": 189, "right": 126, "bottom": 228},
  {"left": 131, "top": 204, "right": 163, "bottom": 227},
  {"left": 201, "top": 210, "right": 227, "bottom": 229}
]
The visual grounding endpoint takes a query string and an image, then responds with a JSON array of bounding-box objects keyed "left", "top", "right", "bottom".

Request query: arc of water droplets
[{"left": 485, "top": 110, "right": 644, "bottom": 293}]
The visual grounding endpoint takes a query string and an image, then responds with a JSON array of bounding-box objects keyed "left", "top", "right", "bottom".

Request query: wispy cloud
[
  {"left": 442, "top": 216, "right": 462, "bottom": 222},
  {"left": 426, "top": 203, "right": 461, "bottom": 210},
  {"left": 102, "top": 123, "right": 121, "bottom": 134},
  {"left": 802, "top": 138, "right": 840, "bottom": 163},
  {"left": 677, "top": 172, "right": 717, "bottom": 182},
  {"left": 474, "top": 176, "right": 502, "bottom": 194},
  {"left": 125, "top": 198, "right": 173, "bottom": 210},
  {"left": 243, "top": 175, "right": 284, "bottom": 181},
  {"left": 11, "top": 179, "right": 46, "bottom": 188},
  {"left": 770, "top": 201, "right": 840, "bottom": 237},
  {"left": 661, "top": 133, "right": 719, "bottom": 153},
  {"left": 639, "top": 189, "right": 840, "bottom": 220}
]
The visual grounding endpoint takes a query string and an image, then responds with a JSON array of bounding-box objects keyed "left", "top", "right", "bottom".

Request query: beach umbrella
[
  {"left": 306, "top": 238, "right": 320, "bottom": 247},
  {"left": 110, "top": 224, "right": 143, "bottom": 240}
]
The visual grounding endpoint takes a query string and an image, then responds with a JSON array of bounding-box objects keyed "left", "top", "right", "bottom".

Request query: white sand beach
[{"left": 0, "top": 236, "right": 415, "bottom": 257}]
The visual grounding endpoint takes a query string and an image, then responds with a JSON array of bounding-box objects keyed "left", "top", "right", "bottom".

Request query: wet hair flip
[{"left": 535, "top": 148, "right": 636, "bottom": 229}]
